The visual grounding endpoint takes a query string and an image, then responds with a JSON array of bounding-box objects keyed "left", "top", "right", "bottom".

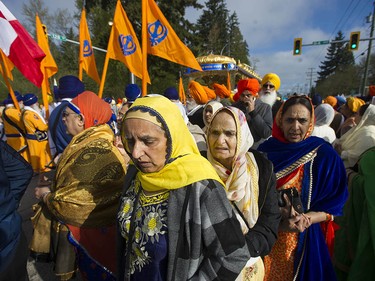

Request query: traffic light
[
  {"left": 349, "top": 31, "right": 360, "bottom": 51},
  {"left": 293, "top": 38, "right": 302, "bottom": 55}
]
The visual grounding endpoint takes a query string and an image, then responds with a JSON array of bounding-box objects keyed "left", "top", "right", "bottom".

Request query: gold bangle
[{"left": 325, "top": 213, "right": 333, "bottom": 222}]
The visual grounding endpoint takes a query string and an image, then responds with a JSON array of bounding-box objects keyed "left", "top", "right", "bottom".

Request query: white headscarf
[
  {"left": 311, "top": 104, "right": 336, "bottom": 143},
  {"left": 340, "top": 104, "right": 375, "bottom": 167},
  {"left": 207, "top": 106, "right": 259, "bottom": 228}
]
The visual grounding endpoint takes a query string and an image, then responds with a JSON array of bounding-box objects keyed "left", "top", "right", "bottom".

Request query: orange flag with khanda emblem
[
  {"left": 79, "top": 8, "right": 100, "bottom": 84},
  {"left": 107, "top": 0, "right": 149, "bottom": 83},
  {"left": 144, "top": 0, "right": 202, "bottom": 71},
  {"left": 36, "top": 14, "right": 58, "bottom": 118}
]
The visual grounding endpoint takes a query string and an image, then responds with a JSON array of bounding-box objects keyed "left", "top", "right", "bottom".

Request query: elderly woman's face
[
  {"left": 208, "top": 111, "right": 237, "bottom": 169},
  {"left": 124, "top": 118, "right": 167, "bottom": 173},
  {"left": 281, "top": 104, "right": 311, "bottom": 143}
]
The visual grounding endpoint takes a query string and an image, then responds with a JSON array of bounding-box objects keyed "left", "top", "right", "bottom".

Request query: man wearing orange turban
[
  {"left": 186, "top": 81, "right": 212, "bottom": 128},
  {"left": 232, "top": 78, "right": 273, "bottom": 148}
]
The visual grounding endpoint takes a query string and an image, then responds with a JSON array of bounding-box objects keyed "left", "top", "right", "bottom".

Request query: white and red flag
[{"left": 0, "top": 1, "right": 45, "bottom": 87}]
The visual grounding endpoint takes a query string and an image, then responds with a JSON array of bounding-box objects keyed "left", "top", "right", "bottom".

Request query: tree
[
  {"left": 316, "top": 31, "right": 359, "bottom": 96},
  {"left": 227, "top": 12, "right": 250, "bottom": 65}
]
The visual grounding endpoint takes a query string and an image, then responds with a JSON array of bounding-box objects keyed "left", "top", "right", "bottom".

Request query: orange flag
[
  {"left": 79, "top": 8, "right": 100, "bottom": 84},
  {"left": 145, "top": 0, "right": 202, "bottom": 71},
  {"left": 0, "top": 48, "right": 14, "bottom": 80},
  {"left": 36, "top": 14, "right": 58, "bottom": 118},
  {"left": 106, "top": 0, "right": 150, "bottom": 83}
]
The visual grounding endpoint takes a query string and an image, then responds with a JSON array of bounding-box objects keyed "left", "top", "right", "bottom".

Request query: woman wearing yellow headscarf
[{"left": 117, "top": 95, "right": 249, "bottom": 280}]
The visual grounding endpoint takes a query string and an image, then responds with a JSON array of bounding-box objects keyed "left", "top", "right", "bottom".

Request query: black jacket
[{"left": 244, "top": 149, "right": 280, "bottom": 257}]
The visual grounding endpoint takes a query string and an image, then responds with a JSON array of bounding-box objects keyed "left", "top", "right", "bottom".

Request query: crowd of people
[{"left": 0, "top": 71, "right": 374, "bottom": 281}]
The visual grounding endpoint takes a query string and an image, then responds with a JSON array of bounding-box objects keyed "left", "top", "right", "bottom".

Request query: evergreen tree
[
  {"left": 227, "top": 12, "right": 250, "bottom": 65},
  {"left": 195, "top": 0, "right": 229, "bottom": 56},
  {"left": 317, "top": 31, "right": 355, "bottom": 82}
]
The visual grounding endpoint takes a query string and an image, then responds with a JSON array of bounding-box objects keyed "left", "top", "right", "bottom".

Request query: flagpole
[
  {"left": 141, "top": 0, "right": 147, "bottom": 96},
  {"left": 41, "top": 68, "right": 50, "bottom": 118},
  {"left": 0, "top": 60, "right": 20, "bottom": 111},
  {"left": 98, "top": 53, "right": 110, "bottom": 98}
]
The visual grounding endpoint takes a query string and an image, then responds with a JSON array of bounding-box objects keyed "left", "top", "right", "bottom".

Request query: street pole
[{"left": 362, "top": 1, "right": 375, "bottom": 95}]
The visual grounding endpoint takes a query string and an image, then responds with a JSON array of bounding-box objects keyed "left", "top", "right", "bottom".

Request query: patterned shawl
[
  {"left": 207, "top": 106, "right": 259, "bottom": 228},
  {"left": 46, "top": 124, "right": 127, "bottom": 227}
]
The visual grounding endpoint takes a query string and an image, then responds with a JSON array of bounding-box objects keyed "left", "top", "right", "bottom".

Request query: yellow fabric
[
  {"left": 107, "top": 0, "right": 150, "bottom": 83},
  {"left": 79, "top": 8, "right": 100, "bottom": 84},
  {"left": 3, "top": 106, "right": 29, "bottom": 161},
  {"left": 126, "top": 110, "right": 162, "bottom": 128},
  {"left": 47, "top": 124, "right": 126, "bottom": 227},
  {"left": 145, "top": 0, "right": 202, "bottom": 71},
  {"left": 346, "top": 96, "right": 365, "bottom": 113},
  {"left": 121, "top": 95, "right": 223, "bottom": 192},
  {"left": 261, "top": 73, "right": 280, "bottom": 91},
  {"left": 22, "top": 108, "right": 51, "bottom": 172}
]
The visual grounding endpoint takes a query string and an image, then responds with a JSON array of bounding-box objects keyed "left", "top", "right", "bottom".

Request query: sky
[{"left": 2, "top": 0, "right": 374, "bottom": 95}]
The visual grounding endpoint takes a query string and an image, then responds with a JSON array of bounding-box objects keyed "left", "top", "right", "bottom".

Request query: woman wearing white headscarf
[
  {"left": 207, "top": 106, "right": 280, "bottom": 280},
  {"left": 311, "top": 104, "right": 336, "bottom": 144},
  {"left": 202, "top": 100, "right": 223, "bottom": 133},
  {"left": 335, "top": 104, "right": 375, "bottom": 168}
]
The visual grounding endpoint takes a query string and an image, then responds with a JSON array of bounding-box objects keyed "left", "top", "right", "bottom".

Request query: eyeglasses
[
  {"left": 62, "top": 111, "right": 77, "bottom": 118},
  {"left": 262, "top": 84, "right": 275, "bottom": 89}
]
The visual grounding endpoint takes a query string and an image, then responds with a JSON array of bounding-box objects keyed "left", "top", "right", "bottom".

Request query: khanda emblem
[
  {"left": 83, "top": 40, "right": 93, "bottom": 57},
  {"left": 118, "top": 34, "right": 136, "bottom": 56},
  {"left": 148, "top": 20, "right": 168, "bottom": 47}
]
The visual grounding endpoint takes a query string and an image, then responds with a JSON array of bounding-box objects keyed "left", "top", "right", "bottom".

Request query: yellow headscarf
[{"left": 121, "top": 95, "right": 223, "bottom": 192}]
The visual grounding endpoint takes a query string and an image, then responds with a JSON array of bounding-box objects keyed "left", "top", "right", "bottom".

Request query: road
[{"left": 18, "top": 173, "right": 83, "bottom": 281}]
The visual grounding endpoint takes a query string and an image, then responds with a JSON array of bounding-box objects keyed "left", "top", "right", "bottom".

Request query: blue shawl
[{"left": 258, "top": 136, "right": 348, "bottom": 281}]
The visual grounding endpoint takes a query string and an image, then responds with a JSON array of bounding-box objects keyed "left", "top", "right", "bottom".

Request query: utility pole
[
  {"left": 361, "top": 2, "right": 375, "bottom": 95},
  {"left": 306, "top": 68, "right": 315, "bottom": 94}
]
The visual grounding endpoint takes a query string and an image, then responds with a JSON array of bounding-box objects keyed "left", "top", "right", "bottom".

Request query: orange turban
[
  {"left": 346, "top": 97, "right": 365, "bottom": 113},
  {"left": 369, "top": 85, "right": 375, "bottom": 97},
  {"left": 233, "top": 78, "right": 260, "bottom": 101},
  {"left": 212, "top": 83, "right": 231, "bottom": 99},
  {"left": 70, "top": 91, "right": 112, "bottom": 129},
  {"left": 188, "top": 81, "right": 209, "bottom": 104},
  {"left": 323, "top": 96, "right": 337, "bottom": 108},
  {"left": 204, "top": 86, "right": 216, "bottom": 100}
]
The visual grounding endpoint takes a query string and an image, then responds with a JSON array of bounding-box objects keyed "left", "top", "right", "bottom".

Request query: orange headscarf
[
  {"left": 212, "top": 83, "right": 231, "bottom": 99},
  {"left": 70, "top": 91, "right": 112, "bottom": 129},
  {"left": 188, "top": 81, "right": 209, "bottom": 104}
]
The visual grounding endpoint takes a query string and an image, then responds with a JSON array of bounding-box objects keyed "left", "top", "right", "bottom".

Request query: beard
[
  {"left": 259, "top": 90, "right": 277, "bottom": 106},
  {"left": 186, "top": 99, "right": 198, "bottom": 112}
]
